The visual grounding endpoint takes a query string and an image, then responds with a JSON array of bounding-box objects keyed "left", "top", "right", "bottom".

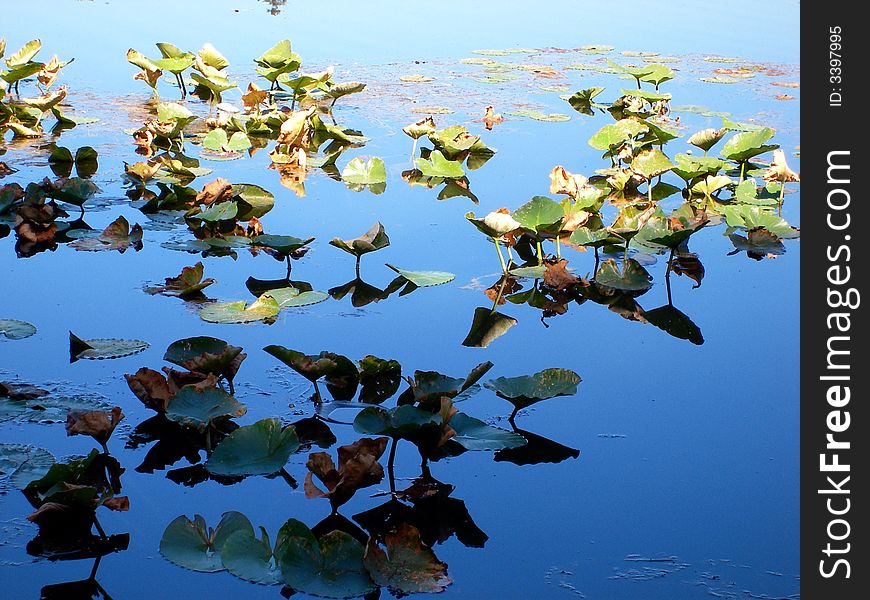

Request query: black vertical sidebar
[{"left": 801, "top": 6, "right": 865, "bottom": 599}]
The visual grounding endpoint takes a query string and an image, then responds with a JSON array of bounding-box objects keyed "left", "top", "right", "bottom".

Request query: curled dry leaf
[
  {"left": 196, "top": 178, "right": 234, "bottom": 205},
  {"left": 66, "top": 406, "right": 124, "bottom": 448},
  {"left": 402, "top": 117, "right": 436, "bottom": 139},
  {"left": 549, "top": 166, "right": 588, "bottom": 198},
  {"left": 483, "top": 106, "right": 504, "bottom": 130},
  {"left": 763, "top": 149, "right": 799, "bottom": 183},
  {"left": 124, "top": 367, "right": 217, "bottom": 413},
  {"left": 37, "top": 55, "right": 62, "bottom": 88},
  {"left": 543, "top": 259, "right": 580, "bottom": 291},
  {"left": 304, "top": 436, "right": 389, "bottom": 508}
]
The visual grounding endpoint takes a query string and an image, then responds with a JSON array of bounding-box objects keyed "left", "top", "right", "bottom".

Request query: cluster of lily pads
[
  {"left": 1, "top": 325, "right": 583, "bottom": 598},
  {"left": 1, "top": 38, "right": 95, "bottom": 139},
  {"left": 458, "top": 66, "right": 799, "bottom": 347}
]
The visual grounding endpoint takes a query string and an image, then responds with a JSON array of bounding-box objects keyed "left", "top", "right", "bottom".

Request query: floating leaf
[
  {"left": 415, "top": 150, "right": 465, "bottom": 179},
  {"left": 364, "top": 523, "right": 451, "bottom": 594},
  {"left": 165, "top": 386, "right": 247, "bottom": 430},
  {"left": 448, "top": 413, "right": 527, "bottom": 451},
  {"left": 505, "top": 109, "right": 570, "bottom": 122},
  {"left": 69, "top": 331, "right": 149, "bottom": 361},
  {"left": 199, "top": 296, "right": 281, "bottom": 324},
  {"left": 206, "top": 418, "right": 299, "bottom": 476},
  {"left": 145, "top": 262, "right": 215, "bottom": 297},
  {"left": 160, "top": 512, "right": 254, "bottom": 572},
  {"left": 567, "top": 87, "right": 605, "bottom": 115},
  {"left": 221, "top": 526, "right": 284, "bottom": 585},
  {"left": 329, "top": 222, "right": 390, "bottom": 258},
  {"left": 354, "top": 406, "right": 441, "bottom": 439},
  {"left": 164, "top": 336, "right": 247, "bottom": 386},
  {"left": 594, "top": 259, "right": 653, "bottom": 293},
  {"left": 484, "top": 368, "right": 581, "bottom": 411},
  {"left": 69, "top": 216, "right": 143, "bottom": 252},
  {"left": 513, "top": 195, "right": 564, "bottom": 235},
  {"left": 267, "top": 287, "right": 330, "bottom": 308},
  {"left": 385, "top": 265, "right": 455, "bottom": 288},
  {"left": 0, "top": 319, "right": 36, "bottom": 340},
  {"left": 721, "top": 127, "right": 778, "bottom": 163},
  {"left": 0, "top": 444, "right": 55, "bottom": 491},
  {"left": 631, "top": 148, "right": 674, "bottom": 180},
  {"left": 279, "top": 523, "right": 375, "bottom": 598}
]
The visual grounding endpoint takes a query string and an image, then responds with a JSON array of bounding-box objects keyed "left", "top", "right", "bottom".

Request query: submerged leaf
[{"left": 364, "top": 523, "right": 451, "bottom": 594}]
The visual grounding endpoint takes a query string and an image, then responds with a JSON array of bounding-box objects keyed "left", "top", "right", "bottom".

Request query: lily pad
[
  {"left": 69, "top": 216, "right": 143, "bottom": 252},
  {"left": 504, "top": 109, "right": 570, "bottom": 122},
  {"left": 594, "top": 259, "right": 653, "bottom": 293},
  {"left": 279, "top": 522, "right": 375, "bottom": 599},
  {"left": 330, "top": 222, "right": 390, "bottom": 258},
  {"left": 267, "top": 287, "right": 330, "bottom": 308},
  {"left": 206, "top": 418, "right": 299, "bottom": 476},
  {"left": 145, "top": 262, "right": 215, "bottom": 297},
  {"left": 0, "top": 444, "right": 55, "bottom": 491},
  {"left": 221, "top": 526, "right": 284, "bottom": 585},
  {"left": 165, "top": 386, "right": 247, "bottom": 430},
  {"left": 364, "top": 523, "right": 451, "bottom": 594},
  {"left": 513, "top": 195, "right": 564, "bottom": 235},
  {"left": 0, "top": 319, "right": 36, "bottom": 340},
  {"left": 449, "top": 413, "right": 527, "bottom": 451},
  {"left": 341, "top": 157, "right": 387, "bottom": 185},
  {"left": 69, "top": 332, "right": 149, "bottom": 361},
  {"left": 721, "top": 128, "right": 778, "bottom": 163},
  {"left": 354, "top": 405, "right": 442, "bottom": 439},
  {"left": 385, "top": 265, "right": 455, "bottom": 288},
  {"left": 160, "top": 512, "right": 254, "bottom": 572},
  {"left": 415, "top": 151, "right": 465, "bottom": 179},
  {"left": 484, "top": 368, "right": 581, "bottom": 410},
  {"left": 199, "top": 296, "right": 281, "bottom": 324}
]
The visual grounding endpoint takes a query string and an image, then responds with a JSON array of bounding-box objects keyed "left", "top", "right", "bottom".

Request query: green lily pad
[
  {"left": 165, "top": 386, "right": 247, "bottom": 430},
  {"left": 484, "top": 368, "right": 581, "bottom": 410},
  {"left": 449, "top": 413, "right": 527, "bottom": 451},
  {"left": 279, "top": 522, "right": 375, "bottom": 599},
  {"left": 163, "top": 336, "right": 245, "bottom": 381},
  {"left": 0, "top": 443, "right": 55, "bottom": 491},
  {"left": 513, "top": 195, "right": 564, "bottom": 234},
  {"left": 69, "top": 331, "right": 149, "bottom": 361},
  {"left": 234, "top": 183, "right": 275, "bottom": 220},
  {"left": 341, "top": 157, "right": 387, "bottom": 185},
  {"left": 354, "top": 405, "right": 442, "bottom": 439},
  {"left": 221, "top": 526, "right": 284, "bottom": 585},
  {"left": 567, "top": 87, "right": 605, "bottom": 115},
  {"left": 595, "top": 259, "right": 653, "bottom": 293},
  {"left": 400, "top": 75, "right": 434, "bottom": 83},
  {"left": 1, "top": 393, "right": 113, "bottom": 424},
  {"left": 0, "top": 319, "right": 36, "bottom": 340},
  {"left": 631, "top": 148, "right": 674, "bottom": 180},
  {"left": 203, "top": 129, "right": 252, "bottom": 153},
  {"left": 588, "top": 119, "right": 648, "bottom": 151},
  {"left": 252, "top": 235, "right": 314, "bottom": 256},
  {"left": 384, "top": 265, "right": 455, "bottom": 288},
  {"left": 721, "top": 128, "right": 778, "bottom": 163},
  {"left": 267, "top": 287, "right": 330, "bottom": 308},
  {"left": 364, "top": 523, "right": 451, "bottom": 594},
  {"left": 580, "top": 45, "right": 614, "bottom": 54},
  {"left": 330, "top": 222, "right": 390, "bottom": 258},
  {"left": 688, "top": 128, "right": 727, "bottom": 152},
  {"left": 160, "top": 512, "right": 254, "bottom": 572},
  {"left": 206, "top": 418, "right": 299, "bottom": 476},
  {"left": 504, "top": 109, "right": 570, "bottom": 122},
  {"left": 415, "top": 151, "right": 465, "bottom": 179},
  {"left": 199, "top": 296, "right": 281, "bottom": 324}
]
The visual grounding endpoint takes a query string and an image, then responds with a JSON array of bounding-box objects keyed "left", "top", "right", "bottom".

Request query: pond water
[{"left": 1, "top": 1, "right": 800, "bottom": 599}]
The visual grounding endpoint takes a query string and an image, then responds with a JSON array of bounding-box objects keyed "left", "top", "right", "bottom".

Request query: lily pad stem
[
  {"left": 665, "top": 248, "right": 674, "bottom": 306},
  {"left": 536, "top": 240, "right": 544, "bottom": 265},
  {"left": 286, "top": 256, "right": 293, "bottom": 278},
  {"left": 355, "top": 255, "right": 361, "bottom": 278},
  {"left": 387, "top": 437, "right": 398, "bottom": 495},
  {"left": 492, "top": 237, "right": 507, "bottom": 273},
  {"left": 93, "top": 515, "right": 107, "bottom": 539}
]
